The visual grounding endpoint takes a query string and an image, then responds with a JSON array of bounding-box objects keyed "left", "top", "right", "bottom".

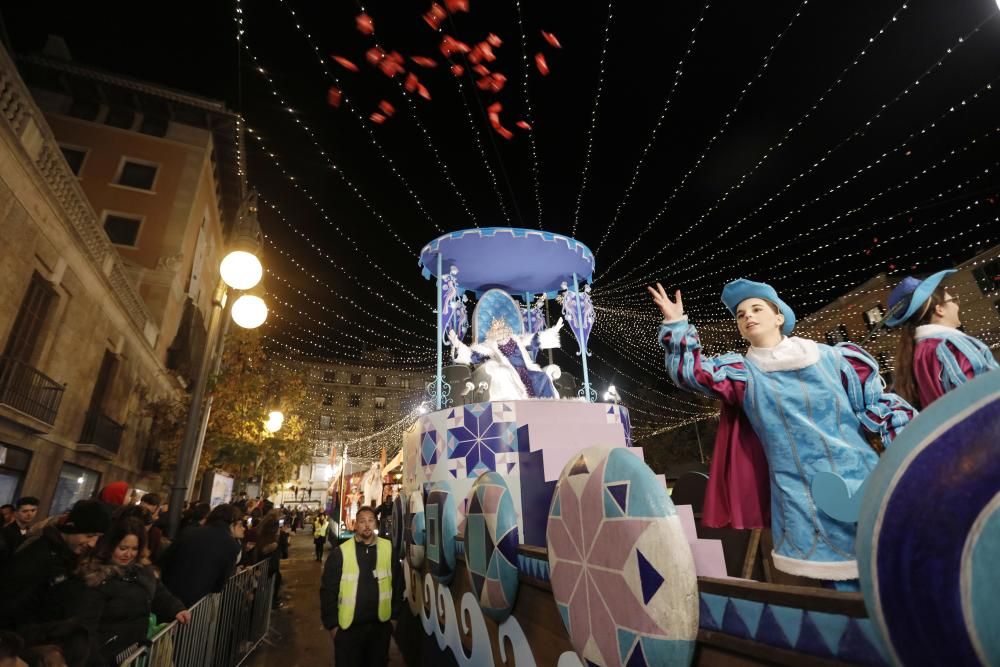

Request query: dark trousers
[
  {"left": 333, "top": 621, "right": 391, "bottom": 667},
  {"left": 314, "top": 537, "right": 325, "bottom": 561}
]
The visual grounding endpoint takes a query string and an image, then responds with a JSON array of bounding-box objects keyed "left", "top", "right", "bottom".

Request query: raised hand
[
  {"left": 646, "top": 283, "right": 684, "bottom": 321},
  {"left": 553, "top": 317, "right": 564, "bottom": 331}
]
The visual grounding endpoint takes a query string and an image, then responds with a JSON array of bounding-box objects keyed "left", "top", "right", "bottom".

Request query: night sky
[{"left": 5, "top": 1, "right": 1000, "bottom": 432}]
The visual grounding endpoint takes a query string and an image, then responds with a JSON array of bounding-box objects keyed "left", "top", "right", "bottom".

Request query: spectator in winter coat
[
  {"left": 72, "top": 518, "right": 190, "bottom": 664},
  {"left": 246, "top": 513, "right": 282, "bottom": 609},
  {"left": 0, "top": 496, "right": 39, "bottom": 560},
  {"left": 0, "top": 500, "right": 111, "bottom": 666},
  {"left": 160, "top": 504, "right": 243, "bottom": 607}
]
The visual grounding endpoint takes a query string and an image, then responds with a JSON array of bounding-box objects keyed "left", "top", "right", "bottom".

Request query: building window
[
  {"left": 59, "top": 145, "right": 88, "bottom": 176},
  {"left": 374, "top": 397, "right": 386, "bottom": 410},
  {"left": 974, "top": 261, "right": 1000, "bottom": 294},
  {"left": 322, "top": 370, "right": 336, "bottom": 383},
  {"left": 349, "top": 394, "right": 361, "bottom": 408},
  {"left": 105, "top": 107, "right": 135, "bottom": 130},
  {"left": 0, "top": 444, "right": 32, "bottom": 506},
  {"left": 139, "top": 115, "right": 169, "bottom": 137},
  {"left": 376, "top": 375, "right": 387, "bottom": 387},
  {"left": 401, "top": 377, "right": 410, "bottom": 389},
  {"left": 350, "top": 373, "right": 362, "bottom": 385},
  {"left": 3, "top": 273, "right": 56, "bottom": 364},
  {"left": 373, "top": 419, "right": 386, "bottom": 432},
  {"left": 322, "top": 394, "right": 333, "bottom": 406},
  {"left": 347, "top": 416, "right": 360, "bottom": 431},
  {"left": 319, "top": 415, "right": 332, "bottom": 430},
  {"left": 115, "top": 159, "right": 158, "bottom": 191},
  {"left": 313, "top": 440, "right": 332, "bottom": 457},
  {"left": 50, "top": 463, "right": 100, "bottom": 515},
  {"left": 102, "top": 212, "right": 143, "bottom": 247},
  {"left": 862, "top": 304, "right": 885, "bottom": 331},
  {"left": 67, "top": 98, "right": 99, "bottom": 122}
]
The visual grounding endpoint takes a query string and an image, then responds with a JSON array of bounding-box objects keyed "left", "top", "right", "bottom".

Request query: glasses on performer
[{"left": 943, "top": 295, "right": 961, "bottom": 306}]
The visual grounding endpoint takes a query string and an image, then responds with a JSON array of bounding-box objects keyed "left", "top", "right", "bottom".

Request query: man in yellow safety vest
[{"left": 319, "top": 505, "right": 402, "bottom": 666}]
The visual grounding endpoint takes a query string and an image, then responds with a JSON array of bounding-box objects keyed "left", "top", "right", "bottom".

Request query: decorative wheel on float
[
  {"left": 464, "top": 472, "right": 520, "bottom": 622},
  {"left": 547, "top": 446, "right": 698, "bottom": 667},
  {"left": 426, "top": 483, "right": 457, "bottom": 583},
  {"left": 857, "top": 369, "right": 1000, "bottom": 666},
  {"left": 405, "top": 490, "right": 426, "bottom": 568},
  {"left": 390, "top": 494, "right": 405, "bottom": 561}
]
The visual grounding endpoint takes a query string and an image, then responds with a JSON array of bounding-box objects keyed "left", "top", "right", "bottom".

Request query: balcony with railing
[
  {"left": 0, "top": 355, "right": 65, "bottom": 427},
  {"left": 80, "top": 410, "right": 125, "bottom": 454}
]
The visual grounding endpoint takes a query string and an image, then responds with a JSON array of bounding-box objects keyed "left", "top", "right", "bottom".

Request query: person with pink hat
[
  {"left": 885, "top": 269, "right": 998, "bottom": 409},
  {"left": 648, "top": 279, "right": 914, "bottom": 588}
]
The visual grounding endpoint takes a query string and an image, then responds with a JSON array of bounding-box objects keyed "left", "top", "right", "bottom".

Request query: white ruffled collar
[
  {"left": 746, "top": 336, "right": 820, "bottom": 372},
  {"left": 914, "top": 324, "right": 962, "bottom": 340}
]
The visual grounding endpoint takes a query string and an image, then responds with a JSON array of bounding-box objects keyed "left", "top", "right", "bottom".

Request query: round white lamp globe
[
  {"left": 267, "top": 410, "right": 285, "bottom": 431},
  {"left": 231, "top": 294, "right": 268, "bottom": 329},
  {"left": 220, "top": 250, "right": 263, "bottom": 290}
]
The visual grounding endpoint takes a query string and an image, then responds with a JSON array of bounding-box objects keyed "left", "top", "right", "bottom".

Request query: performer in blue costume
[
  {"left": 885, "top": 269, "right": 999, "bottom": 409},
  {"left": 648, "top": 280, "right": 915, "bottom": 584}
]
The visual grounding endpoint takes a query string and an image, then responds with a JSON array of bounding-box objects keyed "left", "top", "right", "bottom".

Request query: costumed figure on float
[
  {"left": 885, "top": 269, "right": 999, "bottom": 409},
  {"left": 648, "top": 279, "right": 915, "bottom": 586}
]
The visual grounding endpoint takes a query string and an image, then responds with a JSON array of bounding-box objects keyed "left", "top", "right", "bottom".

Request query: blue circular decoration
[
  {"left": 419, "top": 227, "right": 594, "bottom": 297},
  {"left": 405, "top": 491, "right": 425, "bottom": 568},
  {"left": 547, "top": 447, "right": 698, "bottom": 667},
  {"left": 464, "top": 472, "right": 520, "bottom": 622},
  {"left": 426, "top": 484, "right": 458, "bottom": 584},
  {"left": 857, "top": 370, "right": 1000, "bottom": 666}
]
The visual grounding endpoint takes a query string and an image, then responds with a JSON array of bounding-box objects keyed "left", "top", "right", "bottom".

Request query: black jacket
[
  {"left": 319, "top": 537, "right": 403, "bottom": 630},
  {"left": 0, "top": 524, "right": 82, "bottom": 630},
  {"left": 0, "top": 521, "right": 28, "bottom": 558},
  {"left": 160, "top": 521, "right": 240, "bottom": 607},
  {"left": 72, "top": 561, "right": 186, "bottom": 665}
]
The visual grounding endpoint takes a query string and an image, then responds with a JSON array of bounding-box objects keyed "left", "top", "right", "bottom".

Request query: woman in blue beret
[
  {"left": 885, "top": 269, "right": 998, "bottom": 409},
  {"left": 648, "top": 280, "right": 914, "bottom": 587}
]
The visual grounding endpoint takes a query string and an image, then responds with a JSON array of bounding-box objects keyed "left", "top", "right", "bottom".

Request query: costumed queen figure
[
  {"left": 448, "top": 316, "right": 563, "bottom": 400},
  {"left": 885, "top": 269, "right": 999, "bottom": 410},
  {"left": 648, "top": 280, "right": 915, "bottom": 587}
]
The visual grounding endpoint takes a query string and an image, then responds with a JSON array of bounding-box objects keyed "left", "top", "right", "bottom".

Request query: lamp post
[{"left": 167, "top": 191, "right": 270, "bottom": 539}]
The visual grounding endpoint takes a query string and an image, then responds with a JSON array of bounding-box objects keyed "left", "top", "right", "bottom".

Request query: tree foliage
[{"left": 147, "top": 327, "right": 311, "bottom": 496}]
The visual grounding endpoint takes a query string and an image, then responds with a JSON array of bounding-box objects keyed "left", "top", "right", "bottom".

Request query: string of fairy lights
[
  {"left": 603, "top": 11, "right": 999, "bottom": 291},
  {"left": 234, "top": 2, "right": 1000, "bottom": 444},
  {"left": 568, "top": 0, "right": 615, "bottom": 238},
  {"left": 593, "top": 0, "right": 711, "bottom": 258},
  {"left": 598, "top": 0, "right": 810, "bottom": 278}
]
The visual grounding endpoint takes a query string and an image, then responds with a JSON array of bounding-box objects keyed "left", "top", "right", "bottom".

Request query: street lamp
[
  {"left": 220, "top": 250, "right": 263, "bottom": 290},
  {"left": 264, "top": 410, "right": 284, "bottom": 433},
  {"left": 231, "top": 294, "right": 268, "bottom": 329}
]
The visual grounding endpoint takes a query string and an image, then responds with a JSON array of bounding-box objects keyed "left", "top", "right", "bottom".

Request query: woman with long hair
[
  {"left": 886, "top": 269, "right": 998, "bottom": 409},
  {"left": 248, "top": 512, "right": 282, "bottom": 609},
  {"left": 74, "top": 518, "right": 189, "bottom": 664},
  {"left": 649, "top": 279, "right": 913, "bottom": 588}
]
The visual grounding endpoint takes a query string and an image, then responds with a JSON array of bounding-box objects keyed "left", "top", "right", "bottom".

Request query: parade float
[{"left": 392, "top": 227, "right": 1000, "bottom": 667}]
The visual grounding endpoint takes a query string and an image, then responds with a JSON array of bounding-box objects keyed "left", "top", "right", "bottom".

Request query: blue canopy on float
[{"left": 418, "top": 227, "right": 595, "bottom": 297}]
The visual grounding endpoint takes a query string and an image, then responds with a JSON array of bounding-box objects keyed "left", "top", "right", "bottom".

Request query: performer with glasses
[{"left": 885, "top": 269, "right": 998, "bottom": 409}]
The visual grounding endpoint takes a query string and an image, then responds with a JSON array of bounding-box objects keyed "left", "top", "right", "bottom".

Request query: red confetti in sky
[
  {"left": 369, "top": 112, "right": 387, "bottom": 124},
  {"left": 486, "top": 33, "right": 502, "bottom": 48},
  {"left": 450, "top": 63, "right": 465, "bottom": 77},
  {"left": 516, "top": 120, "right": 532, "bottom": 130},
  {"left": 440, "top": 35, "right": 471, "bottom": 57},
  {"left": 541, "top": 31, "right": 562, "bottom": 49},
  {"left": 356, "top": 13, "right": 374, "bottom": 35},
  {"left": 535, "top": 52, "right": 550, "bottom": 76},
  {"left": 331, "top": 55, "right": 359, "bottom": 72},
  {"left": 378, "top": 100, "right": 395, "bottom": 116},
  {"left": 410, "top": 56, "right": 438, "bottom": 68},
  {"left": 417, "top": 84, "right": 431, "bottom": 100},
  {"left": 424, "top": 3, "right": 446, "bottom": 29},
  {"left": 327, "top": 86, "right": 342, "bottom": 108},
  {"left": 444, "top": 0, "right": 469, "bottom": 13},
  {"left": 404, "top": 72, "right": 419, "bottom": 92}
]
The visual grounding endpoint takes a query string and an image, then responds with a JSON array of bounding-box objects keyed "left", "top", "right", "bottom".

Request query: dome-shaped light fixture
[
  {"left": 231, "top": 294, "right": 268, "bottom": 329},
  {"left": 264, "top": 409, "right": 284, "bottom": 433},
  {"left": 220, "top": 250, "right": 263, "bottom": 290}
]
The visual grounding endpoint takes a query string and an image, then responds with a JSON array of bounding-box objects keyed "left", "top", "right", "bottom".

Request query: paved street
[{"left": 246, "top": 531, "right": 406, "bottom": 667}]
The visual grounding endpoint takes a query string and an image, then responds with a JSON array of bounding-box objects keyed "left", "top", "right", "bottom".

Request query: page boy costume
[
  {"left": 657, "top": 279, "right": 914, "bottom": 581},
  {"left": 886, "top": 269, "right": 999, "bottom": 409}
]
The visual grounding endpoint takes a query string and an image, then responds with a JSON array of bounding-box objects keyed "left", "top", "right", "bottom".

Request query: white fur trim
[
  {"left": 914, "top": 323, "right": 962, "bottom": 340},
  {"left": 451, "top": 341, "right": 473, "bottom": 365},
  {"left": 544, "top": 364, "right": 561, "bottom": 380},
  {"left": 771, "top": 551, "right": 858, "bottom": 580},
  {"left": 746, "top": 336, "right": 820, "bottom": 372},
  {"left": 537, "top": 326, "right": 561, "bottom": 349}
]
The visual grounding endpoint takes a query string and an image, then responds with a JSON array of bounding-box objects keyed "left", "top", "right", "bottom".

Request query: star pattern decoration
[{"left": 447, "top": 404, "right": 518, "bottom": 478}]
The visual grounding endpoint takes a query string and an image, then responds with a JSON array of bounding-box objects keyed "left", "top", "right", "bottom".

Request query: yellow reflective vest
[
  {"left": 338, "top": 537, "right": 392, "bottom": 629},
  {"left": 314, "top": 519, "right": 329, "bottom": 538}
]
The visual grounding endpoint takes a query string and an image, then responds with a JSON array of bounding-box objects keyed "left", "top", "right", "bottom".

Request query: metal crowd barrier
[{"left": 117, "top": 560, "right": 275, "bottom": 667}]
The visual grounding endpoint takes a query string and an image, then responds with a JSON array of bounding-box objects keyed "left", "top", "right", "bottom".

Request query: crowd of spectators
[{"left": 0, "top": 487, "right": 290, "bottom": 667}]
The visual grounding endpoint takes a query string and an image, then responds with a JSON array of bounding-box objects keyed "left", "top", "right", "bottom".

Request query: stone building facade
[{"left": 0, "top": 41, "right": 244, "bottom": 515}]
